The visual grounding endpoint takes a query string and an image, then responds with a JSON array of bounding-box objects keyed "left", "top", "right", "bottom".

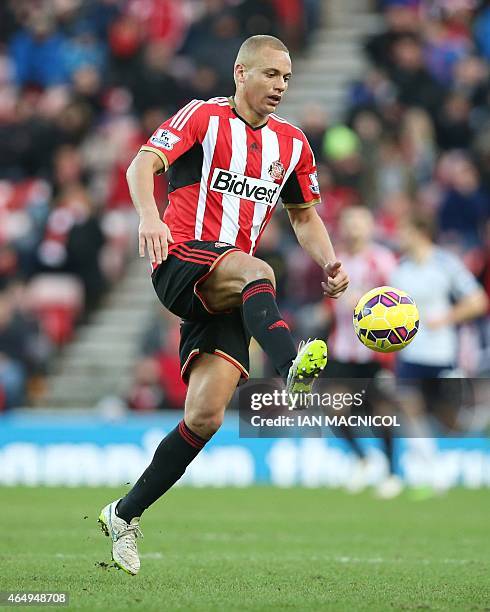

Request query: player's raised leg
[
  {"left": 198, "top": 250, "right": 327, "bottom": 387},
  {"left": 99, "top": 354, "right": 241, "bottom": 575}
]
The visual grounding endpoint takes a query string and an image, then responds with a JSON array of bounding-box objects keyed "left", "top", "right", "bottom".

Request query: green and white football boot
[{"left": 285, "top": 338, "right": 328, "bottom": 408}]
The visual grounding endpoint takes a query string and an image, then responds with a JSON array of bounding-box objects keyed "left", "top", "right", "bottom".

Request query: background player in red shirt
[{"left": 99, "top": 35, "right": 349, "bottom": 575}]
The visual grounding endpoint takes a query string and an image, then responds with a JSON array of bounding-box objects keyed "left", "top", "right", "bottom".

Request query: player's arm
[
  {"left": 282, "top": 133, "right": 348, "bottom": 299},
  {"left": 428, "top": 287, "right": 488, "bottom": 329},
  {"left": 426, "top": 253, "right": 488, "bottom": 329},
  {"left": 126, "top": 150, "right": 173, "bottom": 265},
  {"left": 287, "top": 206, "right": 349, "bottom": 299},
  {"left": 127, "top": 99, "right": 204, "bottom": 264},
  {"left": 449, "top": 289, "right": 488, "bottom": 324}
]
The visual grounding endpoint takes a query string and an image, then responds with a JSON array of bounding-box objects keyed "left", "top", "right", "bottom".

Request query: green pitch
[{"left": 2, "top": 487, "right": 489, "bottom": 611}]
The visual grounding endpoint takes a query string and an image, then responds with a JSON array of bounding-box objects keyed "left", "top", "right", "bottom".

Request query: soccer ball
[{"left": 353, "top": 286, "right": 419, "bottom": 353}]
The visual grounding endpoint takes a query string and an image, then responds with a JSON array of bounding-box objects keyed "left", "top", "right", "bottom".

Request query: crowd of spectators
[
  {"left": 0, "top": 0, "right": 319, "bottom": 409},
  {"left": 2, "top": 0, "right": 490, "bottom": 411}
]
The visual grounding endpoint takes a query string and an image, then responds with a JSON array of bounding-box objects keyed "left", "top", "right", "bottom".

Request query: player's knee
[
  {"left": 186, "top": 409, "right": 224, "bottom": 439},
  {"left": 242, "top": 259, "right": 276, "bottom": 288}
]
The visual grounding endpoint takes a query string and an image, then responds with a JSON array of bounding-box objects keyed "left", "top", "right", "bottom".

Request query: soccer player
[
  {"left": 98, "top": 35, "right": 349, "bottom": 574},
  {"left": 394, "top": 213, "right": 488, "bottom": 378},
  {"left": 320, "top": 206, "right": 400, "bottom": 497},
  {"left": 390, "top": 213, "right": 488, "bottom": 496}
]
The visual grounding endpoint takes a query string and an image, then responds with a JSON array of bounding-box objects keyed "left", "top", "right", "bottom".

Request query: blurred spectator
[
  {"left": 389, "top": 34, "right": 446, "bottom": 117},
  {"left": 437, "top": 154, "right": 490, "bottom": 250},
  {"left": 435, "top": 91, "right": 472, "bottom": 150},
  {"left": 474, "top": 3, "right": 490, "bottom": 60},
  {"left": 183, "top": 65, "right": 220, "bottom": 104},
  {"left": 235, "top": 0, "right": 279, "bottom": 39},
  {"left": 129, "top": 41, "right": 186, "bottom": 115},
  {"left": 423, "top": 17, "right": 472, "bottom": 85},
  {"left": 270, "top": 0, "right": 306, "bottom": 51},
  {"left": 364, "top": 3, "right": 419, "bottom": 70},
  {"left": 400, "top": 108, "right": 437, "bottom": 185},
  {"left": 375, "top": 133, "right": 417, "bottom": 201},
  {"left": 452, "top": 55, "right": 489, "bottom": 109},
  {"left": 128, "top": 309, "right": 186, "bottom": 410},
  {"left": 9, "top": 11, "right": 69, "bottom": 87},
  {"left": 0, "top": 283, "right": 52, "bottom": 409},
  {"left": 317, "top": 163, "right": 359, "bottom": 236},
  {"left": 127, "top": 356, "right": 166, "bottom": 412},
  {"left": 36, "top": 184, "right": 108, "bottom": 310},
  {"left": 191, "top": 12, "right": 242, "bottom": 91},
  {"left": 62, "top": 22, "right": 106, "bottom": 81},
  {"left": 347, "top": 68, "right": 397, "bottom": 112},
  {"left": 125, "top": 0, "right": 188, "bottom": 52},
  {"left": 350, "top": 109, "right": 384, "bottom": 209},
  {"left": 322, "top": 124, "right": 364, "bottom": 196},
  {"left": 296, "top": 102, "right": 328, "bottom": 162},
  {"left": 107, "top": 14, "right": 142, "bottom": 86}
]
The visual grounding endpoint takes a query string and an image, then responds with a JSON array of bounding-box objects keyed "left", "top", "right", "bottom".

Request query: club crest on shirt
[
  {"left": 150, "top": 128, "right": 181, "bottom": 150},
  {"left": 268, "top": 160, "right": 285, "bottom": 181}
]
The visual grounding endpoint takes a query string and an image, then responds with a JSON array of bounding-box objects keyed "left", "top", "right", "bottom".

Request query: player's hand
[
  {"left": 426, "top": 315, "right": 448, "bottom": 330},
  {"left": 322, "top": 261, "right": 349, "bottom": 299},
  {"left": 138, "top": 215, "right": 174, "bottom": 265}
]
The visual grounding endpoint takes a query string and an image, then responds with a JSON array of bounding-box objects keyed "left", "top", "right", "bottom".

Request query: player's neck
[
  {"left": 346, "top": 240, "right": 366, "bottom": 255},
  {"left": 232, "top": 93, "right": 269, "bottom": 128},
  {"left": 412, "top": 241, "right": 433, "bottom": 263}
]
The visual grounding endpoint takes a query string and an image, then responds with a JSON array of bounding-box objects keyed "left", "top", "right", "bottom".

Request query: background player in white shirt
[
  {"left": 394, "top": 213, "right": 487, "bottom": 377},
  {"left": 391, "top": 213, "right": 487, "bottom": 497}
]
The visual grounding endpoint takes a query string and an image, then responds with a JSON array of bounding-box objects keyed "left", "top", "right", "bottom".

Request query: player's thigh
[
  {"left": 199, "top": 250, "right": 276, "bottom": 311},
  {"left": 184, "top": 353, "right": 241, "bottom": 433}
]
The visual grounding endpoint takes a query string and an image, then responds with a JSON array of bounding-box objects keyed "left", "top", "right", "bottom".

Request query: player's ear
[{"left": 234, "top": 63, "right": 246, "bottom": 85}]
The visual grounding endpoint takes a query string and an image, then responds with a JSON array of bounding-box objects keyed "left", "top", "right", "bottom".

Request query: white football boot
[
  {"left": 346, "top": 457, "right": 370, "bottom": 494},
  {"left": 98, "top": 499, "right": 143, "bottom": 575},
  {"left": 375, "top": 475, "right": 404, "bottom": 499}
]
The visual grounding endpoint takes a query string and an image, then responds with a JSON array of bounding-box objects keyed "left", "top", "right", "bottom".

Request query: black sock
[
  {"left": 381, "top": 429, "right": 395, "bottom": 475},
  {"left": 339, "top": 424, "right": 366, "bottom": 459},
  {"left": 242, "top": 279, "right": 296, "bottom": 381},
  {"left": 116, "top": 420, "right": 208, "bottom": 522}
]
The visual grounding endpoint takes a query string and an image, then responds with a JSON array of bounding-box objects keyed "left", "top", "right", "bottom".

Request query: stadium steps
[
  {"left": 279, "top": 0, "right": 383, "bottom": 123},
  {"left": 36, "top": 256, "right": 155, "bottom": 408}
]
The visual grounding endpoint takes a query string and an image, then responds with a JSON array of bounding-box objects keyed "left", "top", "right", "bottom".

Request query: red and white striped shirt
[{"left": 140, "top": 96, "right": 320, "bottom": 254}]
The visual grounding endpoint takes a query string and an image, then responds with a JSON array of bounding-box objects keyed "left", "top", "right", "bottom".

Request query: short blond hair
[{"left": 235, "top": 35, "right": 289, "bottom": 67}]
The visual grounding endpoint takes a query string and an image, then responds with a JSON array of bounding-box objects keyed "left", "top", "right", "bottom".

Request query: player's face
[
  {"left": 242, "top": 50, "right": 292, "bottom": 117},
  {"left": 397, "top": 223, "right": 416, "bottom": 254},
  {"left": 340, "top": 208, "right": 373, "bottom": 246}
]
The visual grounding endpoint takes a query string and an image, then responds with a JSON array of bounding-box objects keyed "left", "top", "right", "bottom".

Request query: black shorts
[{"left": 152, "top": 240, "right": 251, "bottom": 383}]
